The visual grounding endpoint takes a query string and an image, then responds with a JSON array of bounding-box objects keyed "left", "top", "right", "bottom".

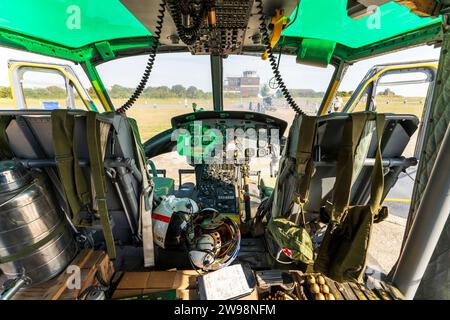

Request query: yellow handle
[{"left": 261, "top": 10, "right": 288, "bottom": 60}]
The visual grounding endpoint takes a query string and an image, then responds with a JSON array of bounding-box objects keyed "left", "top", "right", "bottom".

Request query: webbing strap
[
  {"left": 86, "top": 111, "right": 116, "bottom": 259},
  {"left": 331, "top": 113, "right": 369, "bottom": 223},
  {"left": 295, "top": 116, "right": 317, "bottom": 204},
  {"left": 290, "top": 116, "right": 317, "bottom": 226},
  {"left": 329, "top": 113, "right": 386, "bottom": 223},
  {"left": 52, "top": 110, "right": 90, "bottom": 225},
  {"left": 141, "top": 184, "right": 155, "bottom": 267},
  {"left": 0, "top": 222, "right": 66, "bottom": 264},
  {"left": 272, "top": 115, "right": 318, "bottom": 220},
  {"left": 369, "top": 114, "right": 385, "bottom": 213},
  {"left": 0, "top": 116, "right": 13, "bottom": 159}
]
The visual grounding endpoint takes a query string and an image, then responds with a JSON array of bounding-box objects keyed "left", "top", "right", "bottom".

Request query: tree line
[
  {"left": 108, "top": 84, "right": 213, "bottom": 99},
  {"left": 0, "top": 86, "right": 12, "bottom": 98},
  {"left": 336, "top": 91, "right": 354, "bottom": 97},
  {"left": 0, "top": 84, "right": 214, "bottom": 100},
  {"left": 273, "top": 87, "right": 326, "bottom": 98},
  {"left": 0, "top": 84, "right": 346, "bottom": 100}
]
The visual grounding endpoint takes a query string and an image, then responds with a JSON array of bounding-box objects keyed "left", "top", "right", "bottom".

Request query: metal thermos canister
[{"left": 0, "top": 164, "right": 77, "bottom": 285}]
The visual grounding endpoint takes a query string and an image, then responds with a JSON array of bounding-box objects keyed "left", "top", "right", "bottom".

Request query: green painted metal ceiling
[
  {"left": 282, "top": 0, "right": 441, "bottom": 49},
  {"left": 0, "top": 0, "right": 151, "bottom": 48},
  {"left": 0, "top": 0, "right": 442, "bottom": 51}
]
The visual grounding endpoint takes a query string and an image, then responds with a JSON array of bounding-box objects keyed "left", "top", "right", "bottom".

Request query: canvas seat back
[
  {"left": 0, "top": 110, "right": 151, "bottom": 260},
  {"left": 305, "top": 113, "right": 419, "bottom": 214}
]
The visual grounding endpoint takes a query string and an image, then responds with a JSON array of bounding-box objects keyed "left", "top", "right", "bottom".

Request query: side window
[
  {"left": 344, "top": 68, "right": 434, "bottom": 158},
  {"left": 373, "top": 71, "right": 433, "bottom": 158},
  {"left": 21, "top": 70, "right": 68, "bottom": 109},
  {"left": 11, "top": 66, "right": 91, "bottom": 110},
  {"left": 374, "top": 72, "right": 430, "bottom": 117},
  {"left": 70, "top": 83, "right": 87, "bottom": 110}
]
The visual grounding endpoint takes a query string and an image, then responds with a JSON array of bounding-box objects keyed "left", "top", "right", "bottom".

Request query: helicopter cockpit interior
[{"left": 0, "top": 0, "right": 449, "bottom": 301}]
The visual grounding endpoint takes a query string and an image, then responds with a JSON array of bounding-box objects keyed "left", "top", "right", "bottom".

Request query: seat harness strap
[
  {"left": 86, "top": 111, "right": 116, "bottom": 259},
  {"left": 52, "top": 110, "right": 90, "bottom": 225}
]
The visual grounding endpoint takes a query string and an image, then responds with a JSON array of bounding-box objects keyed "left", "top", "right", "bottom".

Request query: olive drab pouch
[
  {"left": 267, "top": 218, "right": 314, "bottom": 264},
  {"left": 314, "top": 113, "right": 388, "bottom": 283}
]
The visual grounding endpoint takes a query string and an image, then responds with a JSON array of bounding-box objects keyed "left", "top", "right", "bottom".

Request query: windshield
[
  {"left": 97, "top": 53, "right": 335, "bottom": 140},
  {"left": 96, "top": 53, "right": 334, "bottom": 185},
  {"left": 97, "top": 53, "right": 213, "bottom": 141},
  {"left": 223, "top": 54, "right": 335, "bottom": 124}
]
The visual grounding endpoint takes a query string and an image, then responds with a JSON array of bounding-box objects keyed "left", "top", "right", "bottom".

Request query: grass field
[{"left": 347, "top": 95, "right": 425, "bottom": 119}]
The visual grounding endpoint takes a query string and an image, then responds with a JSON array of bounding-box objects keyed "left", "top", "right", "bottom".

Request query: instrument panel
[
  {"left": 171, "top": 111, "right": 287, "bottom": 214},
  {"left": 171, "top": 111, "right": 288, "bottom": 136},
  {"left": 171, "top": 111, "right": 287, "bottom": 164}
]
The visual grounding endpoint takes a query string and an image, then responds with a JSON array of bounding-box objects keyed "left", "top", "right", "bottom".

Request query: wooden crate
[{"left": 5, "top": 249, "right": 114, "bottom": 300}]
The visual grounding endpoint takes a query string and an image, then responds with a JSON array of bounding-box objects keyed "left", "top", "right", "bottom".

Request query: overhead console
[
  {"left": 166, "top": 0, "right": 254, "bottom": 55},
  {"left": 121, "top": 0, "right": 299, "bottom": 56}
]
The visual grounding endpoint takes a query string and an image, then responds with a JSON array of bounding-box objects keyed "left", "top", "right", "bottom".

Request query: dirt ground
[{"left": 370, "top": 215, "right": 407, "bottom": 274}]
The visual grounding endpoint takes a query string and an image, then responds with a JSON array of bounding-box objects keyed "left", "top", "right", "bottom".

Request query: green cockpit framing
[
  {"left": 0, "top": 1, "right": 444, "bottom": 114},
  {"left": 1, "top": 1, "right": 450, "bottom": 301}
]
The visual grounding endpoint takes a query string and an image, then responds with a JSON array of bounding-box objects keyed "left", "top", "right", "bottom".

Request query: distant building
[{"left": 224, "top": 71, "right": 260, "bottom": 97}]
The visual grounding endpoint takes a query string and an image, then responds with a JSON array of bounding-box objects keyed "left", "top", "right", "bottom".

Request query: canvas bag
[{"left": 314, "top": 113, "right": 388, "bottom": 283}]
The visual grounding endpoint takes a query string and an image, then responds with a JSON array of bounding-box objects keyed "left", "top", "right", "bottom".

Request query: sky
[{"left": 0, "top": 44, "right": 441, "bottom": 96}]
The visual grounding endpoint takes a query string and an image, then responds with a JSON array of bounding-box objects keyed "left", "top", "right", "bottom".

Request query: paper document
[{"left": 199, "top": 264, "right": 253, "bottom": 300}]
